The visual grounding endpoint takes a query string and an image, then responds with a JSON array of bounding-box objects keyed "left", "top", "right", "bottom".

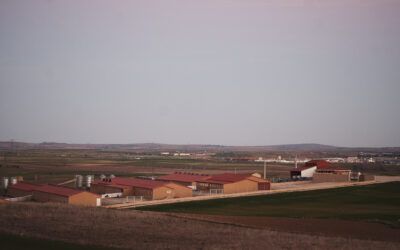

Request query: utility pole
[{"left": 263, "top": 160, "right": 267, "bottom": 179}]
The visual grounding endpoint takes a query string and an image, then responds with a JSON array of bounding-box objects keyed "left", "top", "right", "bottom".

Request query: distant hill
[{"left": 0, "top": 141, "right": 399, "bottom": 153}]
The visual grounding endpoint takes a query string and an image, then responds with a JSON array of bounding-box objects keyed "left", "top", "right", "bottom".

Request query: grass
[
  {"left": 137, "top": 182, "right": 400, "bottom": 226},
  {"left": 0, "top": 232, "right": 115, "bottom": 250},
  {"left": 0, "top": 202, "right": 398, "bottom": 249}
]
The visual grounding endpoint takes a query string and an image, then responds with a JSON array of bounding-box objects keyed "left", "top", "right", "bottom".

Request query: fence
[
  {"left": 101, "top": 196, "right": 144, "bottom": 206},
  {"left": 193, "top": 189, "right": 224, "bottom": 196}
]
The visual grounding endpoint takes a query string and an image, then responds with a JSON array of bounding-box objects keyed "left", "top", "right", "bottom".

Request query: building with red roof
[
  {"left": 196, "top": 173, "right": 270, "bottom": 194},
  {"left": 90, "top": 177, "right": 192, "bottom": 200},
  {"left": 157, "top": 172, "right": 210, "bottom": 189},
  {"left": 290, "top": 160, "right": 331, "bottom": 179},
  {"left": 33, "top": 184, "right": 100, "bottom": 206},
  {"left": 7, "top": 182, "right": 43, "bottom": 197}
]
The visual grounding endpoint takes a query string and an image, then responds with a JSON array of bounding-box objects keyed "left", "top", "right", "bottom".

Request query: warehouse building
[
  {"left": 312, "top": 168, "right": 352, "bottom": 183},
  {"left": 195, "top": 173, "right": 270, "bottom": 194},
  {"left": 7, "top": 182, "right": 43, "bottom": 197},
  {"left": 290, "top": 160, "right": 330, "bottom": 179},
  {"left": 157, "top": 172, "right": 210, "bottom": 189},
  {"left": 90, "top": 177, "right": 192, "bottom": 200},
  {"left": 33, "top": 185, "right": 101, "bottom": 206}
]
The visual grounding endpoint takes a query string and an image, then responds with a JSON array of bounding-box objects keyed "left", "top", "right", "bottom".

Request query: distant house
[
  {"left": 33, "top": 184, "right": 101, "bottom": 206},
  {"left": 290, "top": 160, "right": 330, "bottom": 179},
  {"left": 157, "top": 172, "right": 211, "bottom": 189},
  {"left": 90, "top": 177, "right": 192, "bottom": 200},
  {"left": 195, "top": 173, "right": 270, "bottom": 194}
]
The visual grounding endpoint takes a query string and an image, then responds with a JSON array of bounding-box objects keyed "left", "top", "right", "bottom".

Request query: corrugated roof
[
  {"left": 105, "top": 177, "right": 167, "bottom": 190},
  {"left": 34, "top": 185, "right": 84, "bottom": 197},
  {"left": 291, "top": 160, "right": 331, "bottom": 172},
  {"left": 304, "top": 160, "right": 330, "bottom": 169},
  {"left": 9, "top": 182, "right": 43, "bottom": 191},
  {"left": 158, "top": 172, "right": 210, "bottom": 183},
  {"left": 206, "top": 173, "right": 250, "bottom": 183}
]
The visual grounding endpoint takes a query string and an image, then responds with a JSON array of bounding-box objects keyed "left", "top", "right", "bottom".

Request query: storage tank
[
  {"left": 85, "top": 175, "right": 94, "bottom": 188},
  {"left": 100, "top": 174, "right": 106, "bottom": 181},
  {"left": 75, "top": 175, "right": 83, "bottom": 188},
  {"left": 1, "top": 177, "right": 9, "bottom": 190},
  {"left": 10, "top": 176, "right": 18, "bottom": 185},
  {"left": 109, "top": 174, "right": 115, "bottom": 179}
]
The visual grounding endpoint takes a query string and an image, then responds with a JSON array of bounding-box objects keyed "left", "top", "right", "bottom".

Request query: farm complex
[{"left": 1, "top": 159, "right": 380, "bottom": 208}]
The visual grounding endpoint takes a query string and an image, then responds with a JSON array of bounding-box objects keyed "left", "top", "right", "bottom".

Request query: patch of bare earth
[
  {"left": 0, "top": 203, "right": 399, "bottom": 249},
  {"left": 173, "top": 214, "right": 400, "bottom": 243}
]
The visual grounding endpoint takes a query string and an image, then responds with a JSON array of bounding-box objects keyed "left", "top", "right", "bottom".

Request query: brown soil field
[
  {"left": 0, "top": 202, "right": 399, "bottom": 250},
  {"left": 173, "top": 214, "right": 400, "bottom": 243}
]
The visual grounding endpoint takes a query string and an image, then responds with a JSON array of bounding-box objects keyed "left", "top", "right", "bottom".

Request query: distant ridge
[{"left": 0, "top": 141, "right": 399, "bottom": 153}]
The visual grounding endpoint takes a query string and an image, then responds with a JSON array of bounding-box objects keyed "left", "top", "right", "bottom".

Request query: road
[{"left": 105, "top": 176, "right": 400, "bottom": 209}]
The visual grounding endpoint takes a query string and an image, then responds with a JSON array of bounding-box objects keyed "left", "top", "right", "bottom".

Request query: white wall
[{"left": 301, "top": 166, "right": 317, "bottom": 178}]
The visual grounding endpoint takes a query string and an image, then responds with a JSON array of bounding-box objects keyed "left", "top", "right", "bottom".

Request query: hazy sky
[{"left": 1, "top": 0, "right": 399, "bottom": 147}]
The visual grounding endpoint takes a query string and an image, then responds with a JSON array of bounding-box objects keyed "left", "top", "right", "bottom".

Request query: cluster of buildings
[
  {"left": 290, "top": 160, "right": 373, "bottom": 182},
  {"left": 1, "top": 172, "right": 271, "bottom": 207},
  {"left": 255, "top": 156, "right": 310, "bottom": 164}
]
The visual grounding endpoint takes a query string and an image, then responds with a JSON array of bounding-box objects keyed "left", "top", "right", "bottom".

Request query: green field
[
  {"left": 137, "top": 182, "right": 400, "bottom": 227},
  {"left": 0, "top": 232, "right": 115, "bottom": 250}
]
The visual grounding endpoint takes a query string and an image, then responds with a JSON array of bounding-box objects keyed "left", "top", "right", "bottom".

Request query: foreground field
[
  {"left": 0, "top": 202, "right": 399, "bottom": 250},
  {"left": 137, "top": 182, "right": 400, "bottom": 226},
  {"left": 0, "top": 232, "right": 114, "bottom": 250}
]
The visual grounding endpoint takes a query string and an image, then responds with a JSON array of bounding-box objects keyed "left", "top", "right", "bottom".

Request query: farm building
[
  {"left": 90, "top": 177, "right": 192, "bottom": 200},
  {"left": 33, "top": 185, "right": 101, "bottom": 207},
  {"left": 290, "top": 160, "right": 331, "bottom": 179},
  {"left": 7, "top": 182, "right": 43, "bottom": 197},
  {"left": 195, "top": 173, "right": 270, "bottom": 194},
  {"left": 157, "top": 172, "right": 210, "bottom": 189},
  {"left": 312, "top": 168, "right": 352, "bottom": 183}
]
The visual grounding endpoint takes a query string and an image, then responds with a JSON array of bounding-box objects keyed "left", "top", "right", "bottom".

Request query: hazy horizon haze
[{"left": 1, "top": 0, "right": 400, "bottom": 147}]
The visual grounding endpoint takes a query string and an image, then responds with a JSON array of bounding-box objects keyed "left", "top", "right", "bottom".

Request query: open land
[
  {"left": 136, "top": 182, "right": 400, "bottom": 242},
  {"left": 0, "top": 202, "right": 399, "bottom": 250}
]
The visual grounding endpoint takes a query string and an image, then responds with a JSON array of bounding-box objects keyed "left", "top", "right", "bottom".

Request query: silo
[
  {"left": 85, "top": 175, "right": 94, "bottom": 188},
  {"left": 75, "top": 175, "right": 83, "bottom": 188},
  {"left": 1, "top": 177, "right": 9, "bottom": 190},
  {"left": 10, "top": 176, "right": 18, "bottom": 185}
]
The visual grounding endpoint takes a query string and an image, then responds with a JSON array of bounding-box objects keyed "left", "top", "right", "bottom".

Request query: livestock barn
[
  {"left": 7, "top": 182, "right": 42, "bottom": 197},
  {"left": 33, "top": 185, "right": 101, "bottom": 206},
  {"left": 196, "top": 173, "right": 270, "bottom": 194},
  {"left": 157, "top": 172, "right": 210, "bottom": 189},
  {"left": 90, "top": 177, "right": 192, "bottom": 200},
  {"left": 290, "top": 160, "right": 330, "bottom": 179},
  {"left": 312, "top": 167, "right": 352, "bottom": 183}
]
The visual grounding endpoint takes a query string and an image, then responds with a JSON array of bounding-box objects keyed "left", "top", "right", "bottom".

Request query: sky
[{"left": 0, "top": 0, "right": 399, "bottom": 147}]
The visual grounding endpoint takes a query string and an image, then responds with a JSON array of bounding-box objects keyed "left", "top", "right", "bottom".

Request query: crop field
[
  {"left": 0, "top": 202, "right": 399, "bottom": 249},
  {"left": 138, "top": 182, "right": 400, "bottom": 227},
  {"left": 0, "top": 149, "right": 292, "bottom": 183}
]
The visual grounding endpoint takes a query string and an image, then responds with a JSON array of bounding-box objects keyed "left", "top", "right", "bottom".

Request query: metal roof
[
  {"left": 34, "top": 185, "right": 85, "bottom": 197},
  {"left": 157, "top": 172, "right": 210, "bottom": 183},
  {"left": 8, "top": 182, "right": 43, "bottom": 191}
]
